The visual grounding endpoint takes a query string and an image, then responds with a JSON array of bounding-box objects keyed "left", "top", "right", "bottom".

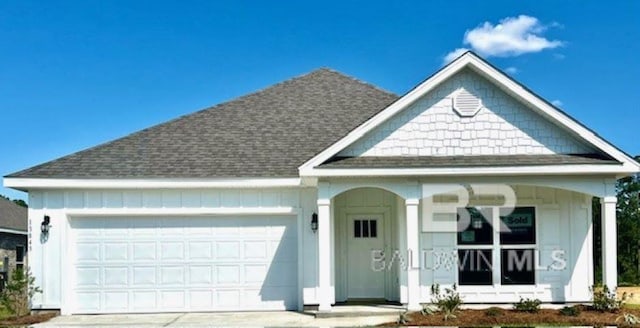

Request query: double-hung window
[{"left": 457, "top": 206, "right": 536, "bottom": 286}]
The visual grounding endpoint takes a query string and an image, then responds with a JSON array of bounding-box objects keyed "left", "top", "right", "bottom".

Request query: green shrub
[
  {"left": 512, "top": 297, "right": 542, "bottom": 313},
  {"left": 484, "top": 306, "right": 503, "bottom": 317},
  {"left": 559, "top": 305, "right": 581, "bottom": 316},
  {"left": 0, "top": 268, "right": 42, "bottom": 318},
  {"left": 430, "top": 283, "right": 463, "bottom": 321},
  {"left": 591, "top": 285, "right": 626, "bottom": 312}
]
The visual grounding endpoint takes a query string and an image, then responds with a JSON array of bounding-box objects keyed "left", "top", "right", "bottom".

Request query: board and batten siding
[
  {"left": 27, "top": 188, "right": 320, "bottom": 311},
  {"left": 419, "top": 185, "right": 593, "bottom": 303}
]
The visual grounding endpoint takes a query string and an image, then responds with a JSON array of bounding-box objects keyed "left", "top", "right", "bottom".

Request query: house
[
  {"left": 4, "top": 52, "right": 639, "bottom": 315},
  {"left": 0, "top": 197, "right": 27, "bottom": 281}
]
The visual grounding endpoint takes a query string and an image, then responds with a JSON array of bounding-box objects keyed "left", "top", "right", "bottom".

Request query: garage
[{"left": 69, "top": 216, "right": 298, "bottom": 314}]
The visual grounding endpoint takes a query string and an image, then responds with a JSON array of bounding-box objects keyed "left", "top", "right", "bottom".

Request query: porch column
[
  {"left": 317, "top": 198, "right": 332, "bottom": 311},
  {"left": 406, "top": 198, "right": 421, "bottom": 311},
  {"left": 601, "top": 196, "right": 617, "bottom": 289}
]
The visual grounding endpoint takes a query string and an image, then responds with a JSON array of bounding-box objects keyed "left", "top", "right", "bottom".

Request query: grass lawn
[{"left": 0, "top": 306, "right": 11, "bottom": 321}]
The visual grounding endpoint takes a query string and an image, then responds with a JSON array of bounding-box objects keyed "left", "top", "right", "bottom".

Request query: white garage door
[{"left": 70, "top": 216, "right": 297, "bottom": 314}]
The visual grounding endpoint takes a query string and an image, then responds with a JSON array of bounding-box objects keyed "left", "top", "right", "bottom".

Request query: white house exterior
[{"left": 4, "top": 52, "right": 639, "bottom": 315}]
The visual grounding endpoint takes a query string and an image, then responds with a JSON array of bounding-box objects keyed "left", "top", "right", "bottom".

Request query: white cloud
[
  {"left": 504, "top": 66, "right": 519, "bottom": 74},
  {"left": 443, "top": 48, "right": 469, "bottom": 64},
  {"left": 444, "top": 15, "right": 563, "bottom": 63},
  {"left": 551, "top": 99, "right": 563, "bottom": 107}
]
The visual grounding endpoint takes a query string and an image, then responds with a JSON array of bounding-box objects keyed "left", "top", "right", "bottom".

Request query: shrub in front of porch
[{"left": 430, "top": 283, "right": 463, "bottom": 321}]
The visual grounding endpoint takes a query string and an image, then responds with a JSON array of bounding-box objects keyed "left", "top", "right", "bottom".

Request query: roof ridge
[{"left": 314, "top": 67, "right": 398, "bottom": 98}]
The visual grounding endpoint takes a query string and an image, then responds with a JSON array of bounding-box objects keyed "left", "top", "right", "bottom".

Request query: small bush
[
  {"left": 430, "top": 283, "right": 463, "bottom": 321},
  {"left": 421, "top": 304, "right": 436, "bottom": 315},
  {"left": 617, "top": 313, "right": 640, "bottom": 326},
  {"left": 484, "top": 306, "right": 503, "bottom": 317},
  {"left": 397, "top": 311, "right": 409, "bottom": 324},
  {"left": 559, "top": 305, "right": 581, "bottom": 316},
  {"left": 591, "top": 285, "right": 626, "bottom": 312},
  {"left": 512, "top": 297, "right": 542, "bottom": 313},
  {"left": 0, "top": 268, "right": 42, "bottom": 318}
]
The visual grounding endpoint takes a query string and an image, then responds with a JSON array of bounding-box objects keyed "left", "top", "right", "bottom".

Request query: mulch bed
[
  {"left": 381, "top": 306, "right": 640, "bottom": 326},
  {"left": 0, "top": 312, "right": 57, "bottom": 327}
]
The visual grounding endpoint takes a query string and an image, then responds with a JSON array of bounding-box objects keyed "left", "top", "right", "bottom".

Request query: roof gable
[
  {"left": 300, "top": 52, "right": 640, "bottom": 175},
  {"left": 338, "top": 68, "right": 596, "bottom": 157}
]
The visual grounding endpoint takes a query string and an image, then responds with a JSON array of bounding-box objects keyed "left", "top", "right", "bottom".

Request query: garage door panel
[
  {"left": 160, "top": 242, "right": 184, "bottom": 260},
  {"left": 71, "top": 216, "right": 298, "bottom": 313},
  {"left": 104, "top": 292, "right": 128, "bottom": 311},
  {"left": 133, "top": 266, "right": 156, "bottom": 285},
  {"left": 104, "top": 267, "right": 128, "bottom": 286},
  {"left": 76, "top": 243, "right": 100, "bottom": 262},
  {"left": 133, "top": 242, "right": 157, "bottom": 261},
  {"left": 188, "top": 241, "right": 212, "bottom": 259},
  {"left": 216, "top": 241, "right": 240, "bottom": 258},
  {"left": 190, "top": 290, "right": 213, "bottom": 309},
  {"left": 244, "top": 241, "right": 267, "bottom": 259},
  {"left": 189, "top": 265, "right": 213, "bottom": 284},
  {"left": 76, "top": 267, "right": 100, "bottom": 287},
  {"left": 104, "top": 243, "right": 128, "bottom": 261}
]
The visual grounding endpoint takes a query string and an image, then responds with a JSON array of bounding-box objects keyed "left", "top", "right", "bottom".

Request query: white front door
[{"left": 346, "top": 214, "right": 385, "bottom": 299}]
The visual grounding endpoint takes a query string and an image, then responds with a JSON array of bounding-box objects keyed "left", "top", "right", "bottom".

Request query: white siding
[
  {"left": 27, "top": 188, "right": 319, "bottom": 311},
  {"left": 339, "top": 69, "right": 595, "bottom": 157},
  {"left": 419, "top": 185, "right": 593, "bottom": 303}
]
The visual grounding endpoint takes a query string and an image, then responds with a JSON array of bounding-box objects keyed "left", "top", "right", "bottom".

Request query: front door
[{"left": 347, "top": 214, "right": 385, "bottom": 299}]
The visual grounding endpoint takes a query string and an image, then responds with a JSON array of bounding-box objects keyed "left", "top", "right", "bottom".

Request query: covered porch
[{"left": 313, "top": 176, "right": 619, "bottom": 312}]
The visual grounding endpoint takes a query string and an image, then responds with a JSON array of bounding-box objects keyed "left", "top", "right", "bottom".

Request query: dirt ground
[
  {"left": 382, "top": 306, "right": 640, "bottom": 326},
  {"left": 0, "top": 312, "right": 57, "bottom": 327}
]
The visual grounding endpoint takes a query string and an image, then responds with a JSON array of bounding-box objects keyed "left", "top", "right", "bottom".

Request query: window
[
  {"left": 458, "top": 249, "right": 493, "bottom": 285},
  {"left": 354, "top": 219, "right": 377, "bottom": 238},
  {"left": 501, "top": 249, "right": 535, "bottom": 285},
  {"left": 457, "top": 207, "right": 493, "bottom": 245},
  {"left": 15, "top": 245, "right": 25, "bottom": 271},
  {"left": 456, "top": 206, "right": 536, "bottom": 286},
  {"left": 500, "top": 207, "right": 536, "bottom": 244},
  {"left": 500, "top": 206, "right": 535, "bottom": 284},
  {"left": 457, "top": 207, "right": 493, "bottom": 285}
]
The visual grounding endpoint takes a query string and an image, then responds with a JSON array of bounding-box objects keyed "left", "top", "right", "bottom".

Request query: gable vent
[{"left": 452, "top": 89, "right": 482, "bottom": 117}]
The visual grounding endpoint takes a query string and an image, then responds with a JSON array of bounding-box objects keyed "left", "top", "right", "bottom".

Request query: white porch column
[
  {"left": 406, "top": 198, "right": 421, "bottom": 311},
  {"left": 317, "top": 198, "right": 332, "bottom": 311},
  {"left": 601, "top": 196, "right": 617, "bottom": 289}
]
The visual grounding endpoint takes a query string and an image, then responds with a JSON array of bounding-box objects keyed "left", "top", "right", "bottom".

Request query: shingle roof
[
  {"left": 7, "top": 69, "right": 399, "bottom": 178},
  {"left": 319, "top": 154, "right": 620, "bottom": 169},
  {"left": 0, "top": 198, "right": 27, "bottom": 232}
]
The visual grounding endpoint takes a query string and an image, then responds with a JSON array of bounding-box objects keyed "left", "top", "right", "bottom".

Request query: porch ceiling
[{"left": 319, "top": 154, "right": 619, "bottom": 169}]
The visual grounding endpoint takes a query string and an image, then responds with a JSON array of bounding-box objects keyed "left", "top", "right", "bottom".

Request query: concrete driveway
[{"left": 32, "top": 311, "right": 399, "bottom": 327}]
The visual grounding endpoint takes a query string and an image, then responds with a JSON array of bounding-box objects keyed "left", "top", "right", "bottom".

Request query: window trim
[{"left": 456, "top": 204, "right": 539, "bottom": 288}]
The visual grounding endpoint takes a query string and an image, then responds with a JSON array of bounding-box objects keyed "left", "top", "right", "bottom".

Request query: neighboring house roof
[
  {"left": 6, "top": 69, "right": 398, "bottom": 179},
  {"left": 0, "top": 198, "right": 27, "bottom": 233}
]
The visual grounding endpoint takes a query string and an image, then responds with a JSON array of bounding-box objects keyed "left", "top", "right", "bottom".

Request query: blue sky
[{"left": 1, "top": 1, "right": 639, "bottom": 201}]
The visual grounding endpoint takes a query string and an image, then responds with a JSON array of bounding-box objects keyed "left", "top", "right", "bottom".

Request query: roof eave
[{"left": 301, "top": 163, "right": 637, "bottom": 178}]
